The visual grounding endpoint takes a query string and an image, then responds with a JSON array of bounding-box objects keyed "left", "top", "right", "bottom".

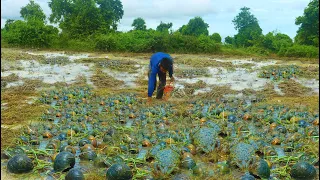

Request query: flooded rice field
[{"left": 1, "top": 48, "right": 319, "bottom": 180}]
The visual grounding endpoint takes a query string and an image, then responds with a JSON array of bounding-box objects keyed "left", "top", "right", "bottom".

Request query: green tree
[
  {"left": 48, "top": 0, "right": 124, "bottom": 38},
  {"left": 2, "top": 1, "right": 58, "bottom": 48},
  {"left": 156, "top": 21, "right": 173, "bottom": 33},
  {"left": 211, "top": 33, "right": 222, "bottom": 43},
  {"left": 20, "top": 0, "right": 46, "bottom": 22},
  {"left": 234, "top": 24, "right": 263, "bottom": 47},
  {"left": 232, "top": 7, "right": 263, "bottom": 47},
  {"left": 225, "top": 36, "right": 234, "bottom": 44},
  {"left": 4, "top": 19, "right": 15, "bottom": 31},
  {"left": 263, "top": 31, "right": 293, "bottom": 52},
  {"left": 232, "top": 7, "right": 259, "bottom": 31},
  {"left": 294, "top": 0, "right": 319, "bottom": 47},
  {"left": 179, "top": 17, "right": 209, "bottom": 36},
  {"left": 132, "top": 18, "right": 147, "bottom": 31}
]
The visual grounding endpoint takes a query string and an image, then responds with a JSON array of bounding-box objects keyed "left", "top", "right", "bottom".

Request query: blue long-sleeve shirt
[{"left": 148, "top": 52, "right": 173, "bottom": 97}]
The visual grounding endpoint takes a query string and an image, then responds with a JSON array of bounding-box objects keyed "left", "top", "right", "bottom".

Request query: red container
[{"left": 163, "top": 83, "right": 174, "bottom": 101}]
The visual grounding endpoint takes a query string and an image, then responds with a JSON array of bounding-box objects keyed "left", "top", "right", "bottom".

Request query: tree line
[{"left": 1, "top": 0, "right": 319, "bottom": 58}]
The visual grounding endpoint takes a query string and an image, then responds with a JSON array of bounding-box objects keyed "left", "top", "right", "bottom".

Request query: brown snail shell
[
  {"left": 264, "top": 146, "right": 276, "bottom": 156},
  {"left": 313, "top": 118, "right": 319, "bottom": 126},
  {"left": 142, "top": 139, "right": 152, "bottom": 147},
  {"left": 91, "top": 139, "right": 98, "bottom": 148},
  {"left": 182, "top": 152, "right": 193, "bottom": 159},
  {"left": 269, "top": 123, "right": 277, "bottom": 131},
  {"left": 200, "top": 118, "right": 207, "bottom": 124},
  {"left": 129, "top": 113, "right": 135, "bottom": 119},
  {"left": 243, "top": 113, "right": 252, "bottom": 121},
  {"left": 81, "top": 144, "right": 95, "bottom": 152},
  {"left": 56, "top": 113, "right": 62, "bottom": 118},
  {"left": 271, "top": 137, "right": 281, "bottom": 145},
  {"left": 43, "top": 131, "right": 53, "bottom": 139},
  {"left": 62, "top": 145, "right": 76, "bottom": 154},
  {"left": 187, "top": 144, "right": 196, "bottom": 155},
  {"left": 101, "top": 122, "right": 108, "bottom": 126}
]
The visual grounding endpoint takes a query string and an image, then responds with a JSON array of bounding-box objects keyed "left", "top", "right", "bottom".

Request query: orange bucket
[{"left": 163, "top": 82, "right": 174, "bottom": 101}]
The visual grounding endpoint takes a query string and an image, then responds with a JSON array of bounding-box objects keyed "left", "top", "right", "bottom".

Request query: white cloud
[{"left": 1, "top": 0, "right": 311, "bottom": 39}]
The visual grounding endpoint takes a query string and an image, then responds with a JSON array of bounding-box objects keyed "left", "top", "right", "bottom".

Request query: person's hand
[{"left": 170, "top": 76, "right": 175, "bottom": 82}]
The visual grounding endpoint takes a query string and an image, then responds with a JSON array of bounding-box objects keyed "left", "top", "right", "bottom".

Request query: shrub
[{"left": 280, "top": 45, "right": 319, "bottom": 58}]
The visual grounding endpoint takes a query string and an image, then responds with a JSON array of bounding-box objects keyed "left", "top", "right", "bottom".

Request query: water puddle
[
  {"left": 194, "top": 87, "right": 212, "bottom": 95},
  {"left": 213, "top": 59, "right": 277, "bottom": 68},
  {"left": 1, "top": 60, "right": 94, "bottom": 85},
  {"left": 6, "top": 80, "right": 24, "bottom": 88},
  {"left": 1, "top": 103, "right": 8, "bottom": 111},
  {"left": 293, "top": 78, "right": 319, "bottom": 93},
  {"left": 26, "top": 52, "right": 90, "bottom": 62},
  {"left": 177, "top": 67, "right": 269, "bottom": 91},
  {"left": 102, "top": 65, "right": 148, "bottom": 88},
  {"left": 273, "top": 83, "right": 285, "bottom": 96},
  {"left": 26, "top": 96, "right": 38, "bottom": 104}
]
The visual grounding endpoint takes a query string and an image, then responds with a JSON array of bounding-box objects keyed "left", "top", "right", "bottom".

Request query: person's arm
[
  {"left": 169, "top": 65, "right": 173, "bottom": 78},
  {"left": 148, "top": 71, "right": 157, "bottom": 97}
]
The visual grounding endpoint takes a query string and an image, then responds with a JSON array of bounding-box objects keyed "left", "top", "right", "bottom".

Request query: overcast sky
[{"left": 1, "top": 0, "right": 311, "bottom": 40}]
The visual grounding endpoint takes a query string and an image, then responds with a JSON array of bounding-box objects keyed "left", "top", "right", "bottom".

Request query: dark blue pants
[{"left": 148, "top": 69, "right": 166, "bottom": 99}]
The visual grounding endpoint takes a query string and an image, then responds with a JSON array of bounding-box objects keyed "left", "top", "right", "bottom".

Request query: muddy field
[{"left": 1, "top": 48, "right": 319, "bottom": 180}]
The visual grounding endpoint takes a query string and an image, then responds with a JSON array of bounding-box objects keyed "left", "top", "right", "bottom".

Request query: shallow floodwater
[
  {"left": 177, "top": 67, "right": 269, "bottom": 91},
  {"left": 213, "top": 58, "right": 277, "bottom": 68},
  {"left": 1, "top": 60, "right": 94, "bottom": 86},
  {"left": 1, "top": 53, "right": 318, "bottom": 96},
  {"left": 102, "top": 65, "right": 148, "bottom": 88},
  {"left": 26, "top": 51, "right": 90, "bottom": 62}
]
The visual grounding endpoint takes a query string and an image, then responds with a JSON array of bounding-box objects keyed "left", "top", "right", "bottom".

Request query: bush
[
  {"left": 66, "top": 39, "right": 95, "bottom": 52},
  {"left": 198, "top": 35, "right": 221, "bottom": 53},
  {"left": 95, "top": 34, "right": 117, "bottom": 51},
  {"left": 279, "top": 45, "right": 319, "bottom": 58},
  {"left": 2, "top": 20, "right": 58, "bottom": 48},
  {"left": 246, "top": 46, "right": 270, "bottom": 56}
]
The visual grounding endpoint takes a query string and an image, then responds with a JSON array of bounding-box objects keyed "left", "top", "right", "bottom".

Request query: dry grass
[
  {"left": 255, "top": 83, "right": 280, "bottom": 98},
  {"left": 299, "top": 66, "right": 319, "bottom": 80},
  {"left": 174, "top": 57, "right": 235, "bottom": 70},
  {"left": 278, "top": 79, "right": 313, "bottom": 97},
  {"left": 77, "top": 58, "right": 139, "bottom": 73},
  {"left": 175, "top": 68, "right": 210, "bottom": 78},
  {"left": 91, "top": 68, "right": 124, "bottom": 88},
  {"left": 236, "top": 63, "right": 255, "bottom": 69},
  {"left": 1, "top": 49, "right": 45, "bottom": 61},
  {"left": 195, "top": 85, "right": 238, "bottom": 100},
  {"left": 265, "top": 96, "right": 319, "bottom": 113},
  {"left": 1, "top": 73, "right": 19, "bottom": 82},
  {"left": 1, "top": 81, "right": 48, "bottom": 148},
  {"left": 52, "top": 75, "right": 89, "bottom": 88},
  {"left": 75, "top": 58, "right": 106, "bottom": 63},
  {"left": 179, "top": 81, "right": 208, "bottom": 96}
]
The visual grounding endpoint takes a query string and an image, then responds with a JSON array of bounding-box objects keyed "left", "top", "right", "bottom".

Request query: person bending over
[{"left": 147, "top": 52, "right": 175, "bottom": 104}]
